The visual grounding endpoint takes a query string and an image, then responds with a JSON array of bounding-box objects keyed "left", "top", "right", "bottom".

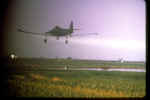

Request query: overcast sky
[{"left": 3, "top": 0, "right": 146, "bottom": 61}]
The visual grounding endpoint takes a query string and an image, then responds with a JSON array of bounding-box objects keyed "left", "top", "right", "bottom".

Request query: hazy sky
[{"left": 3, "top": 0, "right": 146, "bottom": 61}]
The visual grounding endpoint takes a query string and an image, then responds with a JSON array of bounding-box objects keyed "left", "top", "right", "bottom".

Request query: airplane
[{"left": 17, "top": 21, "right": 99, "bottom": 44}]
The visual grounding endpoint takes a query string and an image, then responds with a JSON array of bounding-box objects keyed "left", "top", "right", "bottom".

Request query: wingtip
[{"left": 95, "top": 33, "right": 99, "bottom": 35}]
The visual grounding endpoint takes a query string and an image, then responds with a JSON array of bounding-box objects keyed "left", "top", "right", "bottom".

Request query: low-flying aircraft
[{"left": 17, "top": 21, "right": 99, "bottom": 44}]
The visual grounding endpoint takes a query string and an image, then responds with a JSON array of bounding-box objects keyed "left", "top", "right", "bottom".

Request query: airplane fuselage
[
  {"left": 45, "top": 21, "right": 73, "bottom": 37},
  {"left": 46, "top": 27, "right": 72, "bottom": 36}
]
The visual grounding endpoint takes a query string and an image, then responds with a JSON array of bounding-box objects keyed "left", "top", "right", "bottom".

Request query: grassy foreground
[{"left": 4, "top": 70, "right": 145, "bottom": 97}]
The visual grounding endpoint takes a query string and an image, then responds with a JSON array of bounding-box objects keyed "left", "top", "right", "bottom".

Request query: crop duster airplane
[{"left": 17, "top": 21, "right": 99, "bottom": 44}]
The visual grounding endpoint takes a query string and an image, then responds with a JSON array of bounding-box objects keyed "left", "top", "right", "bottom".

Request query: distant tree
[
  {"left": 67, "top": 57, "right": 72, "bottom": 60},
  {"left": 55, "top": 56, "right": 58, "bottom": 60}
]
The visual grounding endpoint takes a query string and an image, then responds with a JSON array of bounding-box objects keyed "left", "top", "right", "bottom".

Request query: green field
[
  {"left": 2, "top": 58, "right": 146, "bottom": 97},
  {"left": 4, "top": 58, "right": 145, "bottom": 69}
]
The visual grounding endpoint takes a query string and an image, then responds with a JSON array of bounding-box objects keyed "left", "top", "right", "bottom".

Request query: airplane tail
[
  {"left": 69, "top": 21, "right": 80, "bottom": 34},
  {"left": 70, "top": 21, "right": 73, "bottom": 33}
]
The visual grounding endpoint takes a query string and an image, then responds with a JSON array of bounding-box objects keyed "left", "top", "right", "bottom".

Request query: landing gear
[
  {"left": 44, "top": 38, "right": 47, "bottom": 43},
  {"left": 65, "top": 35, "right": 69, "bottom": 44},
  {"left": 65, "top": 40, "right": 68, "bottom": 44},
  {"left": 56, "top": 36, "right": 59, "bottom": 40},
  {"left": 44, "top": 35, "right": 47, "bottom": 44}
]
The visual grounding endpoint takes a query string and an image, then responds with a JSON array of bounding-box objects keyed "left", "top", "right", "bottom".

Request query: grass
[
  {"left": 5, "top": 70, "right": 145, "bottom": 97},
  {"left": 2, "top": 58, "right": 145, "bottom": 97}
]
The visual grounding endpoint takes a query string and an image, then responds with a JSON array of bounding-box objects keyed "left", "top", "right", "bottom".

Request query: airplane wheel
[
  {"left": 65, "top": 40, "right": 68, "bottom": 44},
  {"left": 44, "top": 39, "right": 47, "bottom": 43}
]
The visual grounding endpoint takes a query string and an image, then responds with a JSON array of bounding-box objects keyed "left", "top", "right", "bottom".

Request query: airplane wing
[
  {"left": 17, "top": 29, "right": 45, "bottom": 36},
  {"left": 71, "top": 33, "right": 99, "bottom": 37}
]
